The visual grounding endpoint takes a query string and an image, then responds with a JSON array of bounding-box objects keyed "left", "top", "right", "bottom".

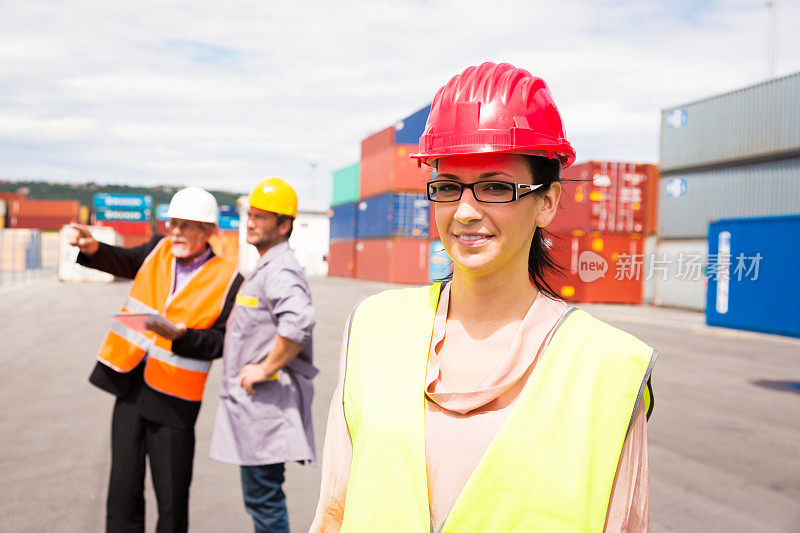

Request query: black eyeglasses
[{"left": 426, "top": 180, "right": 543, "bottom": 203}]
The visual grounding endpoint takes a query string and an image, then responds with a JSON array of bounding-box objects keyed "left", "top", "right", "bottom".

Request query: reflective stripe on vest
[
  {"left": 96, "top": 238, "right": 238, "bottom": 402},
  {"left": 341, "top": 283, "right": 656, "bottom": 533}
]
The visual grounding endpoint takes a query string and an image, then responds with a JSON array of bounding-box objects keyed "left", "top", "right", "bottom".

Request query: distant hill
[{"left": 0, "top": 180, "right": 244, "bottom": 208}]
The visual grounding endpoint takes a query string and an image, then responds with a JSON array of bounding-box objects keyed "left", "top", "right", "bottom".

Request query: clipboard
[{"left": 113, "top": 312, "right": 180, "bottom": 336}]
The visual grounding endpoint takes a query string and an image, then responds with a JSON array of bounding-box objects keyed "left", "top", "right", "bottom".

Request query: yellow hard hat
[{"left": 246, "top": 177, "right": 297, "bottom": 218}]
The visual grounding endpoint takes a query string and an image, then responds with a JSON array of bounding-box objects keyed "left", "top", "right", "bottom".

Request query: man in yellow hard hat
[{"left": 209, "top": 177, "right": 317, "bottom": 533}]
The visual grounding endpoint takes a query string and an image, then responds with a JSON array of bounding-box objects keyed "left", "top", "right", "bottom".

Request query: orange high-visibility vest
[{"left": 96, "top": 238, "right": 238, "bottom": 402}]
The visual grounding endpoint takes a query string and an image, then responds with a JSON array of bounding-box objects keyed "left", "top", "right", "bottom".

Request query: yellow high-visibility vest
[
  {"left": 96, "top": 238, "right": 238, "bottom": 402},
  {"left": 342, "top": 283, "right": 655, "bottom": 532}
]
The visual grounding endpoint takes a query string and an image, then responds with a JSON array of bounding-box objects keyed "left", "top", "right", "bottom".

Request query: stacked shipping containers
[
  {"left": 8, "top": 199, "right": 80, "bottom": 231},
  {"left": 546, "top": 161, "right": 659, "bottom": 304},
  {"left": 93, "top": 193, "right": 153, "bottom": 247},
  {"left": 657, "top": 71, "right": 800, "bottom": 311}
]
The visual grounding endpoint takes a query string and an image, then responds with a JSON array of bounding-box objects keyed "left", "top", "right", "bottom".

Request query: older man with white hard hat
[{"left": 70, "top": 186, "right": 243, "bottom": 533}]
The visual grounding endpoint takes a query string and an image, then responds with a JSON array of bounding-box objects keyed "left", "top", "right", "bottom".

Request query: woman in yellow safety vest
[{"left": 311, "top": 62, "right": 656, "bottom": 533}]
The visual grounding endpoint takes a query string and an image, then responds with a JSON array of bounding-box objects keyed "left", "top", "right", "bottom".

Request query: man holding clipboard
[{"left": 70, "top": 186, "right": 242, "bottom": 533}]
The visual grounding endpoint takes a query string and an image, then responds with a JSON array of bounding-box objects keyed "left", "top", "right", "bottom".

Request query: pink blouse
[{"left": 311, "top": 283, "right": 650, "bottom": 532}]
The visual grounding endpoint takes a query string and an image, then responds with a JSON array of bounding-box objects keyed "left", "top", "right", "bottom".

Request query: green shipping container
[{"left": 331, "top": 163, "right": 360, "bottom": 206}]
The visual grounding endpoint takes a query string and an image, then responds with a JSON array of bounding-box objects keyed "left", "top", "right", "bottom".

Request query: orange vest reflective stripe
[{"left": 96, "top": 238, "right": 238, "bottom": 402}]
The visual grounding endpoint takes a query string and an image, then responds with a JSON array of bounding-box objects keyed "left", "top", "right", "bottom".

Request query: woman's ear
[{"left": 534, "top": 182, "right": 561, "bottom": 228}]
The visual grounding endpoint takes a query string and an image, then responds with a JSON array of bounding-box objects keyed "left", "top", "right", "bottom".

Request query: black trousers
[{"left": 106, "top": 392, "right": 195, "bottom": 533}]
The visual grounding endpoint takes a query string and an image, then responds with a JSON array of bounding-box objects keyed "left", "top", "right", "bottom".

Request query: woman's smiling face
[{"left": 434, "top": 153, "right": 559, "bottom": 279}]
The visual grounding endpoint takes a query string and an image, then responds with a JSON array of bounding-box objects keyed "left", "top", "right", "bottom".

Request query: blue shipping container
[
  {"left": 356, "top": 193, "right": 429, "bottom": 239},
  {"left": 428, "top": 240, "right": 452, "bottom": 283},
  {"left": 93, "top": 193, "right": 153, "bottom": 210},
  {"left": 395, "top": 104, "right": 431, "bottom": 145},
  {"left": 330, "top": 203, "right": 358, "bottom": 241},
  {"left": 219, "top": 215, "right": 240, "bottom": 231},
  {"left": 219, "top": 204, "right": 237, "bottom": 216},
  {"left": 95, "top": 207, "right": 152, "bottom": 222},
  {"left": 706, "top": 214, "right": 800, "bottom": 338},
  {"left": 155, "top": 204, "right": 170, "bottom": 221}
]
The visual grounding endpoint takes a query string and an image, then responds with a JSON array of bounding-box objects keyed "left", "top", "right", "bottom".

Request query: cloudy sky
[{"left": 1, "top": 0, "right": 799, "bottom": 209}]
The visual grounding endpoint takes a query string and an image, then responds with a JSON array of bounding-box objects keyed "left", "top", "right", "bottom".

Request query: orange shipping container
[
  {"left": 354, "top": 238, "right": 428, "bottom": 285},
  {"left": 360, "top": 128, "right": 429, "bottom": 198},
  {"left": 327, "top": 240, "right": 356, "bottom": 278},
  {"left": 546, "top": 230, "right": 644, "bottom": 305},
  {"left": 11, "top": 199, "right": 80, "bottom": 218},
  {"left": 209, "top": 230, "right": 239, "bottom": 266},
  {"left": 121, "top": 234, "right": 152, "bottom": 248},
  {"left": 549, "top": 162, "right": 658, "bottom": 235},
  {"left": 0, "top": 192, "right": 26, "bottom": 203}
]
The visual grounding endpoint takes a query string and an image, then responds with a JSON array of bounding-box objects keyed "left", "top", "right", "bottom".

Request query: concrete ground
[{"left": 1, "top": 277, "right": 798, "bottom": 532}]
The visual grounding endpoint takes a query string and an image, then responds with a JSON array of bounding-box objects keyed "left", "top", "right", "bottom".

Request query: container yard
[{"left": 3, "top": 7, "right": 800, "bottom": 531}]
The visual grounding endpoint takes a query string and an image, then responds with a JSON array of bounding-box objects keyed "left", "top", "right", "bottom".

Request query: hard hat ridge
[{"left": 412, "top": 61, "right": 575, "bottom": 168}]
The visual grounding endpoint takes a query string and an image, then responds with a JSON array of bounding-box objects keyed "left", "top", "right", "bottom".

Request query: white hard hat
[{"left": 165, "top": 187, "right": 219, "bottom": 224}]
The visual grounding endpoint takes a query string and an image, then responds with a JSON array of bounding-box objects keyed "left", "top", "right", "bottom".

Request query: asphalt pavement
[{"left": 1, "top": 277, "right": 798, "bottom": 532}]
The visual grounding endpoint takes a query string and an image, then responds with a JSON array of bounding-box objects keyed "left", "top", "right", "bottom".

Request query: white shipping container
[
  {"left": 59, "top": 225, "right": 122, "bottom": 283},
  {"left": 653, "top": 239, "right": 708, "bottom": 311}
]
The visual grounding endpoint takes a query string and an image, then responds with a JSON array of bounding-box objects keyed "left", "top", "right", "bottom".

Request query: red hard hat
[{"left": 411, "top": 62, "right": 575, "bottom": 168}]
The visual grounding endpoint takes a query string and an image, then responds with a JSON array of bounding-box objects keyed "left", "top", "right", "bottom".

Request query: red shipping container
[
  {"left": 11, "top": 199, "right": 80, "bottom": 218},
  {"left": 548, "top": 162, "right": 658, "bottom": 235},
  {"left": 429, "top": 206, "right": 440, "bottom": 240},
  {"left": 360, "top": 128, "right": 429, "bottom": 198},
  {"left": 0, "top": 192, "right": 26, "bottom": 203},
  {"left": 95, "top": 220, "right": 152, "bottom": 236},
  {"left": 9, "top": 215, "right": 75, "bottom": 231},
  {"left": 355, "top": 238, "right": 428, "bottom": 285},
  {"left": 545, "top": 230, "right": 644, "bottom": 305},
  {"left": 155, "top": 220, "right": 169, "bottom": 235},
  {"left": 327, "top": 240, "right": 357, "bottom": 278}
]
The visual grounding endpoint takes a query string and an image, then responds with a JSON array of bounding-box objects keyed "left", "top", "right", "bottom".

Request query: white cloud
[{"left": 1, "top": 0, "right": 798, "bottom": 209}]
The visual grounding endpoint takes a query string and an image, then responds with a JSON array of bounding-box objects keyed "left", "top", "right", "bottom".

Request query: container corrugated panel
[
  {"left": 658, "top": 156, "right": 800, "bottom": 239},
  {"left": 428, "top": 240, "right": 452, "bottom": 283},
  {"left": 660, "top": 71, "right": 800, "bottom": 172},
  {"left": 706, "top": 215, "right": 800, "bottom": 337},
  {"left": 361, "top": 126, "right": 395, "bottom": 159},
  {"left": 9, "top": 215, "right": 76, "bottom": 231},
  {"left": 546, "top": 231, "right": 644, "bottom": 304},
  {"left": 330, "top": 203, "right": 358, "bottom": 241},
  {"left": 327, "top": 240, "right": 357, "bottom": 278},
  {"left": 354, "top": 238, "right": 428, "bottom": 284},
  {"left": 550, "top": 161, "right": 658, "bottom": 235},
  {"left": 652, "top": 239, "right": 708, "bottom": 310},
  {"left": 360, "top": 144, "right": 428, "bottom": 198},
  {"left": 356, "top": 193, "right": 429, "bottom": 239},
  {"left": 11, "top": 199, "right": 80, "bottom": 218},
  {"left": 331, "top": 163, "right": 360, "bottom": 206},
  {"left": 394, "top": 105, "right": 431, "bottom": 145},
  {"left": 93, "top": 193, "right": 153, "bottom": 210},
  {"left": 0, "top": 192, "right": 26, "bottom": 203},
  {"left": 156, "top": 204, "right": 170, "bottom": 221},
  {"left": 95, "top": 207, "right": 151, "bottom": 222},
  {"left": 94, "top": 220, "right": 152, "bottom": 236}
]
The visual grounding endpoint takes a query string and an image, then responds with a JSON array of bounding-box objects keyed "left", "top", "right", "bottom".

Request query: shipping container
[
  {"left": 93, "top": 193, "right": 153, "bottom": 210},
  {"left": 549, "top": 161, "right": 658, "bottom": 235},
  {"left": 652, "top": 238, "right": 708, "bottom": 311},
  {"left": 429, "top": 205, "right": 440, "bottom": 240},
  {"left": 394, "top": 105, "right": 431, "bottom": 145},
  {"left": 0, "top": 192, "right": 26, "bottom": 203},
  {"left": 219, "top": 204, "right": 237, "bottom": 216},
  {"left": 0, "top": 229, "right": 41, "bottom": 272},
  {"left": 706, "top": 215, "right": 800, "bottom": 337},
  {"left": 327, "top": 240, "right": 357, "bottom": 278},
  {"left": 546, "top": 231, "right": 644, "bottom": 304},
  {"left": 356, "top": 192, "right": 429, "bottom": 239},
  {"left": 642, "top": 235, "right": 657, "bottom": 305},
  {"left": 360, "top": 144, "right": 429, "bottom": 198},
  {"left": 289, "top": 211, "right": 330, "bottom": 277},
  {"left": 11, "top": 199, "right": 80, "bottom": 218},
  {"left": 121, "top": 234, "right": 153, "bottom": 248},
  {"left": 9, "top": 215, "right": 77, "bottom": 231},
  {"left": 330, "top": 203, "right": 358, "bottom": 241},
  {"left": 209, "top": 231, "right": 239, "bottom": 266},
  {"left": 58, "top": 225, "right": 121, "bottom": 283},
  {"left": 78, "top": 205, "right": 90, "bottom": 224},
  {"left": 428, "top": 240, "right": 452, "bottom": 283},
  {"left": 219, "top": 215, "right": 239, "bottom": 231},
  {"left": 0, "top": 201, "right": 6, "bottom": 229},
  {"left": 156, "top": 204, "right": 170, "bottom": 221},
  {"left": 355, "top": 238, "right": 428, "bottom": 284},
  {"left": 41, "top": 232, "right": 60, "bottom": 269},
  {"left": 658, "top": 156, "right": 800, "bottom": 239},
  {"left": 94, "top": 220, "right": 152, "bottom": 236},
  {"left": 94, "top": 207, "right": 151, "bottom": 222},
  {"left": 155, "top": 220, "right": 169, "bottom": 235},
  {"left": 661, "top": 71, "right": 800, "bottom": 172},
  {"left": 331, "top": 163, "right": 360, "bottom": 206}
]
